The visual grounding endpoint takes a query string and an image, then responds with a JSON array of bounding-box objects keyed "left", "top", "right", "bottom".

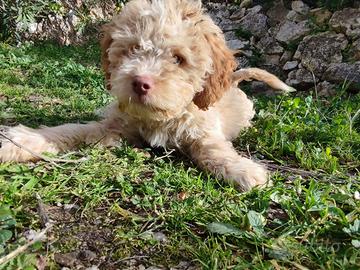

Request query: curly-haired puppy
[{"left": 0, "top": 0, "right": 294, "bottom": 191}]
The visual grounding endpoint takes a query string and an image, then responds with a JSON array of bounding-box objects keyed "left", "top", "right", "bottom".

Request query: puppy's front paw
[
  {"left": 0, "top": 125, "right": 56, "bottom": 162},
  {"left": 232, "top": 158, "right": 271, "bottom": 191}
]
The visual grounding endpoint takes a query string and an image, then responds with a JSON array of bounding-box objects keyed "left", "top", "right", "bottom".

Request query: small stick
[
  {"left": 0, "top": 131, "right": 87, "bottom": 165},
  {"left": 113, "top": 255, "right": 149, "bottom": 265},
  {"left": 0, "top": 225, "right": 52, "bottom": 266},
  {"left": 154, "top": 149, "right": 175, "bottom": 161}
]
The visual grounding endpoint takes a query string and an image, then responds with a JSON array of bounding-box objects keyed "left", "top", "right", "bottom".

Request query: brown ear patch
[
  {"left": 193, "top": 33, "right": 237, "bottom": 110},
  {"left": 100, "top": 26, "right": 113, "bottom": 91}
]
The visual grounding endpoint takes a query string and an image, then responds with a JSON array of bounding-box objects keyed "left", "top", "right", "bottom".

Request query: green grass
[{"left": 0, "top": 42, "right": 359, "bottom": 269}]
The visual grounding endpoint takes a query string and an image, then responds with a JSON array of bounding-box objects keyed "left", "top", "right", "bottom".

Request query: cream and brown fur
[{"left": 0, "top": 0, "right": 294, "bottom": 191}]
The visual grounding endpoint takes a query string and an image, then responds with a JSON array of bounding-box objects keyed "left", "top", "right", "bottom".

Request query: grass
[{"left": 0, "top": 41, "right": 359, "bottom": 269}]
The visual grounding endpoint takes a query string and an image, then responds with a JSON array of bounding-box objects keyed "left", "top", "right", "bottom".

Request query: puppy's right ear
[{"left": 100, "top": 27, "right": 113, "bottom": 91}]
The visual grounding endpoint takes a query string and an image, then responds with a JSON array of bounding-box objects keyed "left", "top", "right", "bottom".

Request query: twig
[
  {"left": 263, "top": 162, "right": 320, "bottom": 177},
  {"left": 0, "top": 131, "right": 87, "bottom": 165},
  {"left": 262, "top": 161, "right": 358, "bottom": 184},
  {"left": 113, "top": 255, "right": 149, "bottom": 265},
  {"left": 0, "top": 225, "right": 52, "bottom": 266},
  {"left": 154, "top": 149, "right": 175, "bottom": 161}
]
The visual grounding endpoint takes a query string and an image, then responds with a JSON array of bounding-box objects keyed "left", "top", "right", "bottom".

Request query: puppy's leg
[
  {"left": 190, "top": 136, "right": 269, "bottom": 191},
  {"left": 232, "top": 68, "right": 296, "bottom": 93},
  {"left": 0, "top": 121, "right": 120, "bottom": 162}
]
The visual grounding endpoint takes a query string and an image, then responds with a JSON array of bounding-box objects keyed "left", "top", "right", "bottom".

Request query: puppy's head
[{"left": 101, "top": 0, "right": 236, "bottom": 120}]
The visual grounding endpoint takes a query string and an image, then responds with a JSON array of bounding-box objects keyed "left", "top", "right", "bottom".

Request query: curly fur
[{"left": 0, "top": 0, "right": 294, "bottom": 191}]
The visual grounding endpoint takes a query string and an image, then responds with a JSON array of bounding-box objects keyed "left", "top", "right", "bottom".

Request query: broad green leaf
[
  {"left": 247, "top": 210, "right": 265, "bottom": 235},
  {"left": 207, "top": 222, "right": 242, "bottom": 236},
  {"left": 0, "top": 229, "right": 12, "bottom": 244}
]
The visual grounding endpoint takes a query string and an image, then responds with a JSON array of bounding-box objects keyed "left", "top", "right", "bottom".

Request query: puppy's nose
[{"left": 132, "top": 75, "right": 154, "bottom": 96}]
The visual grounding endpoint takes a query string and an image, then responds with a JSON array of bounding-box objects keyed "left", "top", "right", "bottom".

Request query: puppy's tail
[{"left": 232, "top": 68, "right": 296, "bottom": 93}]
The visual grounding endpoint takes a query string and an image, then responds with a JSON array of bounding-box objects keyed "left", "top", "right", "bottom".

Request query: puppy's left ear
[
  {"left": 193, "top": 33, "right": 237, "bottom": 110},
  {"left": 100, "top": 26, "right": 113, "bottom": 91}
]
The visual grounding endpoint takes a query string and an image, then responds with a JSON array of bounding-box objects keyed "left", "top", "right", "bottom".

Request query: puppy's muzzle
[{"left": 132, "top": 75, "right": 154, "bottom": 96}]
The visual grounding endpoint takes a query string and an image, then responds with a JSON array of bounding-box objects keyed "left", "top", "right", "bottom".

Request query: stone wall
[
  {"left": 13, "top": 0, "right": 360, "bottom": 93},
  {"left": 204, "top": 0, "right": 360, "bottom": 94}
]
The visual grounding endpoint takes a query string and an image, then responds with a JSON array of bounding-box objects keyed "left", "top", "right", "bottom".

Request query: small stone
[
  {"left": 286, "top": 10, "right": 306, "bottom": 23},
  {"left": 310, "top": 8, "right": 332, "bottom": 25},
  {"left": 280, "top": 51, "right": 294, "bottom": 65},
  {"left": 153, "top": 232, "right": 167, "bottom": 242},
  {"left": 239, "top": 13, "right": 268, "bottom": 38},
  {"left": 236, "top": 56, "right": 250, "bottom": 68},
  {"left": 283, "top": 61, "right": 298, "bottom": 71},
  {"left": 230, "top": 8, "right": 246, "bottom": 20},
  {"left": 78, "top": 250, "right": 97, "bottom": 262},
  {"left": 276, "top": 20, "right": 311, "bottom": 44},
  {"left": 54, "top": 253, "right": 78, "bottom": 268},
  {"left": 227, "top": 39, "right": 249, "bottom": 50},
  {"left": 264, "top": 54, "right": 280, "bottom": 66},
  {"left": 138, "top": 265, "right": 146, "bottom": 270},
  {"left": 28, "top": 23, "right": 38, "bottom": 34},
  {"left": 355, "top": 191, "right": 360, "bottom": 200},
  {"left": 286, "top": 68, "right": 317, "bottom": 89},
  {"left": 246, "top": 5, "right": 262, "bottom": 15},
  {"left": 266, "top": 0, "right": 289, "bottom": 26},
  {"left": 240, "top": 0, "right": 253, "bottom": 9},
  {"left": 317, "top": 81, "right": 336, "bottom": 97},
  {"left": 257, "top": 34, "right": 284, "bottom": 54},
  {"left": 291, "top": 1, "right": 310, "bottom": 15},
  {"left": 350, "top": 39, "right": 360, "bottom": 61}
]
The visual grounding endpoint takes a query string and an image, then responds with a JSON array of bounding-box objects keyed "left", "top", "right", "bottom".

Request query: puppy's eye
[
  {"left": 129, "top": 44, "right": 140, "bottom": 53},
  {"left": 173, "top": 54, "right": 184, "bottom": 65}
]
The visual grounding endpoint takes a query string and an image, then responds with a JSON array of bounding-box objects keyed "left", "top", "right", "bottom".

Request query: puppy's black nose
[{"left": 132, "top": 75, "right": 154, "bottom": 96}]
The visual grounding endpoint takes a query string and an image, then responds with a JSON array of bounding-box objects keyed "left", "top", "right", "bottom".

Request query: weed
[{"left": 0, "top": 42, "right": 359, "bottom": 269}]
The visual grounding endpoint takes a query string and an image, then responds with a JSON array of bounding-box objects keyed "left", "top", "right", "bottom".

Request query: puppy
[{"left": 0, "top": 0, "right": 294, "bottom": 191}]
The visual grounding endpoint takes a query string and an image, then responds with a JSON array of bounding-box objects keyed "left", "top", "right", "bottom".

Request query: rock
[
  {"left": 294, "top": 32, "right": 348, "bottom": 76},
  {"left": 27, "top": 23, "right": 38, "bottom": 34},
  {"left": 257, "top": 34, "right": 284, "bottom": 54},
  {"left": 227, "top": 39, "right": 249, "bottom": 50},
  {"left": 309, "top": 8, "right": 332, "bottom": 25},
  {"left": 323, "top": 62, "right": 360, "bottom": 91},
  {"left": 240, "top": 0, "right": 253, "bottom": 9},
  {"left": 283, "top": 61, "right": 298, "bottom": 71},
  {"left": 280, "top": 50, "right": 294, "bottom": 65},
  {"left": 205, "top": 2, "right": 231, "bottom": 24},
  {"left": 266, "top": 0, "right": 289, "bottom": 26},
  {"left": 236, "top": 56, "right": 250, "bottom": 68},
  {"left": 78, "top": 250, "right": 97, "bottom": 262},
  {"left": 291, "top": 1, "right": 310, "bottom": 15},
  {"left": 317, "top": 81, "right": 336, "bottom": 97},
  {"left": 264, "top": 54, "right": 281, "bottom": 65},
  {"left": 350, "top": 39, "right": 360, "bottom": 61},
  {"left": 153, "top": 232, "right": 167, "bottom": 242},
  {"left": 54, "top": 252, "right": 79, "bottom": 268},
  {"left": 249, "top": 81, "right": 273, "bottom": 95},
  {"left": 276, "top": 20, "right": 311, "bottom": 44},
  {"left": 229, "top": 8, "right": 246, "bottom": 20},
  {"left": 286, "top": 68, "right": 317, "bottom": 89},
  {"left": 246, "top": 5, "right": 262, "bottom": 15},
  {"left": 286, "top": 10, "right": 307, "bottom": 23},
  {"left": 329, "top": 8, "right": 360, "bottom": 39},
  {"left": 239, "top": 13, "right": 268, "bottom": 39}
]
